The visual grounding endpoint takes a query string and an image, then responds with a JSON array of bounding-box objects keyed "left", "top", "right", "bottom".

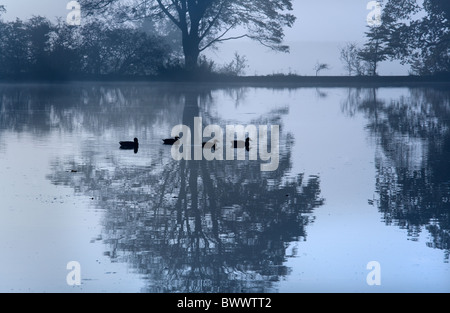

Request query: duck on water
[
  {"left": 119, "top": 138, "right": 139, "bottom": 153},
  {"left": 162, "top": 136, "right": 181, "bottom": 145},
  {"left": 202, "top": 139, "right": 219, "bottom": 151},
  {"left": 232, "top": 137, "right": 251, "bottom": 150}
]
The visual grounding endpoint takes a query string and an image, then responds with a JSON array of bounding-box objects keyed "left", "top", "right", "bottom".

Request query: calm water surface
[{"left": 0, "top": 82, "right": 448, "bottom": 292}]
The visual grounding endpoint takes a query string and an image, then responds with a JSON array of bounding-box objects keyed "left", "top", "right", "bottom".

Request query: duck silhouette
[
  {"left": 120, "top": 137, "right": 138, "bottom": 148},
  {"left": 202, "top": 139, "right": 219, "bottom": 151},
  {"left": 162, "top": 136, "right": 180, "bottom": 145},
  {"left": 119, "top": 138, "right": 139, "bottom": 153},
  {"left": 232, "top": 137, "right": 251, "bottom": 150}
]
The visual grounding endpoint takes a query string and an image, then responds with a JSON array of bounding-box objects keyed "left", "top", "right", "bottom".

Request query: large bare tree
[{"left": 79, "top": 0, "right": 296, "bottom": 71}]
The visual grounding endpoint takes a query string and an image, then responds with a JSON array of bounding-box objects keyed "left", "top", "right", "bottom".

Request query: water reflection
[
  {"left": 2, "top": 83, "right": 447, "bottom": 292},
  {"left": 341, "top": 87, "right": 450, "bottom": 261},
  {"left": 93, "top": 161, "right": 322, "bottom": 292},
  {"left": 0, "top": 83, "right": 186, "bottom": 135},
  {"left": 70, "top": 91, "right": 321, "bottom": 292},
  {"left": 0, "top": 84, "right": 324, "bottom": 292}
]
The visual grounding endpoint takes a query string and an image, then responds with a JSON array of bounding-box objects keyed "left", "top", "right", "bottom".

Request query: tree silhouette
[
  {"left": 358, "top": 26, "right": 391, "bottom": 76},
  {"left": 79, "top": 0, "right": 296, "bottom": 71},
  {"left": 378, "top": 0, "right": 450, "bottom": 74},
  {"left": 27, "top": 16, "right": 53, "bottom": 76},
  {"left": 0, "top": 19, "right": 29, "bottom": 76},
  {"left": 313, "top": 62, "right": 329, "bottom": 76},
  {"left": 340, "top": 43, "right": 365, "bottom": 76},
  {"left": 0, "top": 17, "right": 171, "bottom": 79}
]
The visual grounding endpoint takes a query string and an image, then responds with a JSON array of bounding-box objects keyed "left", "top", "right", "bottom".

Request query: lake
[{"left": 0, "top": 82, "right": 448, "bottom": 293}]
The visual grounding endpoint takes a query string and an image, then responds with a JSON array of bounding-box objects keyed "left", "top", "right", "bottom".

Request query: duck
[
  {"left": 202, "top": 139, "right": 219, "bottom": 151},
  {"left": 232, "top": 137, "right": 251, "bottom": 149},
  {"left": 119, "top": 138, "right": 139, "bottom": 149},
  {"left": 162, "top": 136, "right": 180, "bottom": 145},
  {"left": 119, "top": 138, "right": 139, "bottom": 153}
]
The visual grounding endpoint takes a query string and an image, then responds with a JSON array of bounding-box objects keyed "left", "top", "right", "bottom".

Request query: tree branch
[
  {"left": 199, "top": 23, "right": 240, "bottom": 51},
  {"left": 155, "top": 0, "right": 182, "bottom": 29},
  {"left": 198, "top": 1, "right": 226, "bottom": 41}
]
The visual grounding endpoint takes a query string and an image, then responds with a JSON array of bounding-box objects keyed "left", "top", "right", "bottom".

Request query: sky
[{"left": 0, "top": 0, "right": 409, "bottom": 75}]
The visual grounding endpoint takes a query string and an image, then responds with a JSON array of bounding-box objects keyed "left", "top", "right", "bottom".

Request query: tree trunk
[
  {"left": 182, "top": 32, "right": 200, "bottom": 72},
  {"left": 184, "top": 49, "right": 199, "bottom": 72}
]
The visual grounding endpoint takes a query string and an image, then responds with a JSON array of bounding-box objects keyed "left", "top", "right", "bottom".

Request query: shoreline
[{"left": 1, "top": 75, "right": 450, "bottom": 88}]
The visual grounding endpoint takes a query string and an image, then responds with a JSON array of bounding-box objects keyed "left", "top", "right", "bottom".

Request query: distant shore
[
  {"left": 1, "top": 74, "right": 450, "bottom": 87},
  {"left": 216, "top": 75, "right": 450, "bottom": 87}
]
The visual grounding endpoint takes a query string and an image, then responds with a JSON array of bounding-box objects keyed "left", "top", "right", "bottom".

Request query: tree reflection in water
[
  {"left": 17, "top": 84, "right": 326, "bottom": 292},
  {"left": 342, "top": 87, "right": 450, "bottom": 261}
]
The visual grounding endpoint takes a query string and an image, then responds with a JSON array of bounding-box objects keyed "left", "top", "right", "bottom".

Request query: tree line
[
  {"left": 0, "top": 15, "right": 177, "bottom": 79},
  {"left": 341, "top": 0, "right": 450, "bottom": 76},
  {"left": 0, "top": 15, "right": 249, "bottom": 80},
  {"left": 1, "top": 0, "right": 448, "bottom": 79}
]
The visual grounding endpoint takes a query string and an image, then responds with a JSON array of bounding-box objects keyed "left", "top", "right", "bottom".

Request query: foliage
[
  {"left": 341, "top": 87, "right": 450, "bottom": 259},
  {"left": 156, "top": 53, "right": 248, "bottom": 79},
  {"left": 313, "top": 62, "right": 330, "bottom": 76},
  {"left": 378, "top": 0, "right": 450, "bottom": 75},
  {"left": 340, "top": 43, "right": 366, "bottom": 76},
  {"left": 79, "top": 0, "right": 295, "bottom": 71},
  {"left": 358, "top": 25, "right": 392, "bottom": 76},
  {"left": 0, "top": 16, "right": 171, "bottom": 79},
  {"left": 217, "top": 52, "right": 248, "bottom": 76}
]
